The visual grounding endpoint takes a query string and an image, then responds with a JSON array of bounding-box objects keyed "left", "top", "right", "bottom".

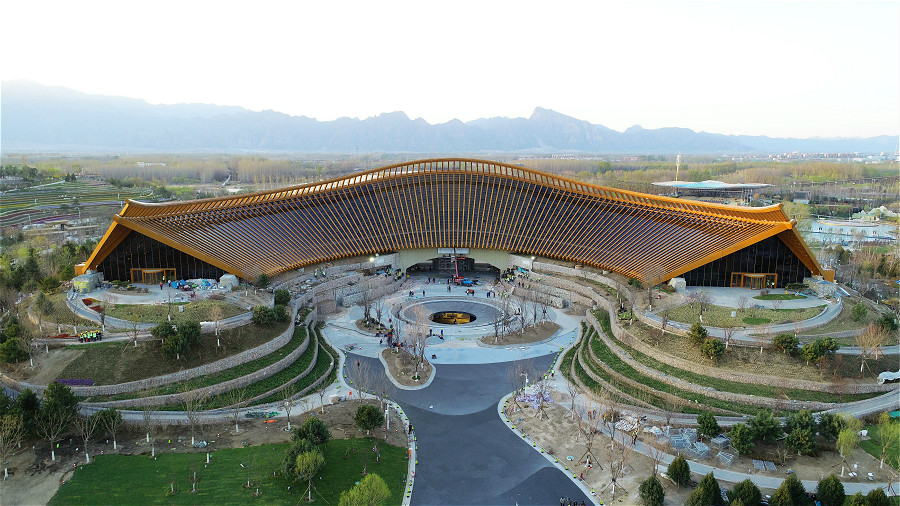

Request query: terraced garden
[
  {"left": 1, "top": 179, "right": 151, "bottom": 227},
  {"left": 663, "top": 303, "right": 825, "bottom": 327},
  {"left": 102, "top": 298, "right": 247, "bottom": 325}
]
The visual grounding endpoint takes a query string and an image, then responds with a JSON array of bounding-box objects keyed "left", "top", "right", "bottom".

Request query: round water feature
[{"left": 431, "top": 311, "right": 477, "bottom": 325}]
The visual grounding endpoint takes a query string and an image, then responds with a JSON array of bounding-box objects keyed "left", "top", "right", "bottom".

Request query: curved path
[{"left": 346, "top": 352, "right": 590, "bottom": 506}]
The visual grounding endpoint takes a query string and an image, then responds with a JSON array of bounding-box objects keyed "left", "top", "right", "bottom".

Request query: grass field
[
  {"left": 103, "top": 299, "right": 247, "bottom": 325},
  {"left": 58, "top": 321, "right": 290, "bottom": 385},
  {"left": 48, "top": 438, "right": 408, "bottom": 506},
  {"left": 754, "top": 293, "right": 807, "bottom": 300},
  {"left": 859, "top": 422, "right": 900, "bottom": 471},
  {"left": 664, "top": 303, "right": 825, "bottom": 327}
]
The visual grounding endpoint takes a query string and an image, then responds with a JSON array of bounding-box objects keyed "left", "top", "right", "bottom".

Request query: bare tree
[
  {"left": 280, "top": 384, "right": 297, "bottom": 431},
  {"left": 407, "top": 306, "right": 430, "bottom": 381},
  {"left": 856, "top": 323, "right": 887, "bottom": 374},
  {"left": 696, "top": 291, "right": 712, "bottom": 316},
  {"left": 722, "top": 323, "right": 736, "bottom": 350},
  {"left": 516, "top": 294, "right": 530, "bottom": 334},
  {"left": 372, "top": 368, "right": 395, "bottom": 411},
  {"left": 0, "top": 414, "right": 25, "bottom": 479},
  {"left": 36, "top": 406, "right": 72, "bottom": 461},
  {"left": 533, "top": 376, "right": 551, "bottom": 420},
  {"left": 355, "top": 359, "right": 373, "bottom": 400},
  {"left": 538, "top": 294, "right": 550, "bottom": 323},
  {"left": 74, "top": 413, "right": 102, "bottom": 463},
  {"left": 141, "top": 406, "right": 159, "bottom": 457},
  {"left": 316, "top": 387, "right": 328, "bottom": 414},
  {"left": 361, "top": 282, "right": 374, "bottom": 326},
  {"left": 180, "top": 385, "right": 209, "bottom": 446},
  {"left": 737, "top": 295, "right": 749, "bottom": 314},
  {"left": 642, "top": 264, "right": 666, "bottom": 310},
  {"left": 99, "top": 408, "right": 123, "bottom": 450},
  {"left": 566, "top": 380, "right": 582, "bottom": 422},
  {"left": 209, "top": 304, "right": 224, "bottom": 346},
  {"left": 663, "top": 395, "right": 686, "bottom": 429},
  {"left": 578, "top": 408, "right": 603, "bottom": 471},
  {"left": 755, "top": 324, "right": 772, "bottom": 356},
  {"left": 771, "top": 298, "right": 783, "bottom": 312},
  {"left": 373, "top": 294, "right": 385, "bottom": 327},
  {"left": 228, "top": 387, "right": 249, "bottom": 433}
]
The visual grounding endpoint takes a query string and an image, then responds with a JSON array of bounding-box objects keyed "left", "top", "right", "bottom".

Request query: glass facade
[
  {"left": 97, "top": 231, "right": 225, "bottom": 282},
  {"left": 681, "top": 235, "right": 811, "bottom": 287}
]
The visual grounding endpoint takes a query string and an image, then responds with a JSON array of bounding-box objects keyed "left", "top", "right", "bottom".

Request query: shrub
[
  {"left": 274, "top": 289, "right": 291, "bottom": 306},
  {"left": 629, "top": 278, "right": 643, "bottom": 289},
  {"left": 178, "top": 321, "right": 202, "bottom": 346},
  {"left": 686, "top": 472, "right": 724, "bottom": 506},
  {"left": 150, "top": 322, "right": 176, "bottom": 340},
  {"left": 773, "top": 333, "right": 798, "bottom": 354},
  {"left": 354, "top": 404, "right": 384, "bottom": 434},
  {"left": 666, "top": 454, "right": 691, "bottom": 487},
  {"left": 785, "top": 427, "right": 815, "bottom": 455},
  {"left": 688, "top": 322, "right": 708, "bottom": 347},
  {"left": 338, "top": 473, "right": 391, "bottom": 506},
  {"left": 273, "top": 304, "right": 289, "bottom": 322},
  {"left": 851, "top": 302, "right": 867, "bottom": 322},
  {"left": 256, "top": 273, "right": 270, "bottom": 289},
  {"left": 845, "top": 492, "right": 867, "bottom": 506},
  {"left": 0, "top": 339, "right": 28, "bottom": 363},
  {"left": 252, "top": 305, "right": 275, "bottom": 325},
  {"left": 638, "top": 474, "right": 665, "bottom": 506},
  {"left": 866, "top": 487, "right": 889, "bottom": 506},
  {"left": 700, "top": 338, "right": 725, "bottom": 361},
  {"left": 782, "top": 474, "right": 806, "bottom": 505},
  {"left": 877, "top": 313, "right": 898, "bottom": 332},
  {"left": 294, "top": 417, "right": 330, "bottom": 448},
  {"left": 749, "top": 411, "right": 782, "bottom": 443},
  {"left": 816, "top": 474, "right": 845, "bottom": 506},
  {"left": 729, "top": 423, "right": 755, "bottom": 455},
  {"left": 731, "top": 479, "right": 762, "bottom": 506},
  {"left": 697, "top": 412, "right": 721, "bottom": 440}
]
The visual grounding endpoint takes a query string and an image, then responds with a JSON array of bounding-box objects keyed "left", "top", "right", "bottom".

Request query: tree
[
  {"left": 697, "top": 412, "right": 721, "bottom": 440},
  {"left": 728, "top": 423, "right": 754, "bottom": 456},
  {"left": 36, "top": 400, "right": 74, "bottom": 461},
  {"left": 11, "top": 388, "right": 40, "bottom": 439},
  {"left": 97, "top": 407, "right": 123, "bottom": 450},
  {"left": 0, "top": 414, "right": 24, "bottom": 479},
  {"left": 274, "top": 289, "right": 291, "bottom": 306},
  {"left": 227, "top": 387, "right": 248, "bottom": 433},
  {"left": 294, "top": 416, "right": 330, "bottom": 448},
  {"left": 638, "top": 473, "right": 665, "bottom": 506},
  {"left": 209, "top": 304, "right": 224, "bottom": 341},
  {"left": 816, "top": 474, "right": 845, "bottom": 506},
  {"left": 151, "top": 321, "right": 176, "bottom": 340},
  {"left": 837, "top": 429, "right": 858, "bottom": 476},
  {"left": 773, "top": 333, "right": 798, "bottom": 354},
  {"left": 686, "top": 472, "right": 724, "bottom": 506},
  {"left": 179, "top": 321, "right": 201, "bottom": 347},
  {"left": 785, "top": 427, "right": 815, "bottom": 455},
  {"left": 284, "top": 437, "right": 315, "bottom": 477},
  {"left": 294, "top": 450, "right": 324, "bottom": 502},
  {"left": 874, "top": 412, "right": 900, "bottom": 469},
  {"left": 802, "top": 341, "right": 823, "bottom": 366},
  {"left": 252, "top": 305, "right": 275, "bottom": 326},
  {"left": 818, "top": 413, "right": 842, "bottom": 441},
  {"left": 845, "top": 492, "right": 868, "bottom": 506},
  {"left": 688, "top": 322, "right": 708, "bottom": 347},
  {"left": 700, "top": 338, "right": 725, "bottom": 361},
  {"left": 74, "top": 413, "right": 102, "bottom": 463},
  {"left": 856, "top": 324, "right": 887, "bottom": 373},
  {"left": 161, "top": 332, "right": 188, "bottom": 359},
  {"left": 866, "top": 488, "right": 889, "bottom": 506},
  {"left": 768, "top": 482, "right": 793, "bottom": 506},
  {"left": 731, "top": 479, "right": 762, "bottom": 506},
  {"left": 180, "top": 385, "right": 207, "bottom": 446},
  {"left": 354, "top": 404, "right": 384, "bottom": 436},
  {"left": 273, "top": 304, "right": 289, "bottom": 322},
  {"left": 749, "top": 412, "right": 782, "bottom": 443},
  {"left": 338, "top": 473, "right": 391, "bottom": 506},
  {"left": 851, "top": 302, "right": 867, "bottom": 322},
  {"left": 0, "top": 338, "right": 28, "bottom": 363},
  {"left": 785, "top": 410, "right": 816, "bottom": 435},
  {"left": 667, "top": 454, "right": 691, "bottom": 487},
  {"left": 256, "top": 273, "right": 270, "bottom": 289}
]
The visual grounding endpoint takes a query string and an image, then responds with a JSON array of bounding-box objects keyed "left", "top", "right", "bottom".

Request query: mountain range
[{"left": 2, "top": 81, "right": 895, "bottom": 154}]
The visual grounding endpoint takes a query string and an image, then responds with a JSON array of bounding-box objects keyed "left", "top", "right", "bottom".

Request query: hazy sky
[{"left": 3, "top": 1, "right": 898, "bottom": 138}]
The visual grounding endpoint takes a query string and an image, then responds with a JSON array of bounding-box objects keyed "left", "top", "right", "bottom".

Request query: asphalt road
[{"left": 347, "top": 353, "right": 591, "bottom": 506}]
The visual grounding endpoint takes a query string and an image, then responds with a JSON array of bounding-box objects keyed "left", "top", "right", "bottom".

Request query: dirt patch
[
  {"left": 381, "top": 348, "right": 433, "bottom": 387},
  {"left": 9, "top": 346, "right": 84, "bottom": 384},
  {"left": 515, "top": 389, "right": 894, "bottom": 506},
  {"left": 480, "top": 321, "right": 562, "bottom": 345},
  {"left": 0, "top": 399, "right": 405, "bottom": 506}
]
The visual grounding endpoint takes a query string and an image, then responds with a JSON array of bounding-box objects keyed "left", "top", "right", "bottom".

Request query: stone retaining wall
[
  {"left": 83, "top": 324, "right": 314, "bottom": 409},
  {"left": 586, "top": 301, "right": 894, "bottom": 398},
  {"left": 1, "top": 305, "right": 318, "bottom": 397}
]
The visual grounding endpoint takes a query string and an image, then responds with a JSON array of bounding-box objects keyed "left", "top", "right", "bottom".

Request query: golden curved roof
[{"left": 77, "top": 158, "right": 823, "bottom": 281}]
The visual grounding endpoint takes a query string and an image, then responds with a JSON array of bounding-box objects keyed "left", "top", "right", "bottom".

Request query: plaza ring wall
[{"left": 77, "top": 158, "right": 826, "bottom": 286}]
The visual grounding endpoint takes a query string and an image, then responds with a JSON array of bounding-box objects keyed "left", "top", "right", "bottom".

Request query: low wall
[{"left": 1, "top": 305, "right": 318, "bottom": 398}]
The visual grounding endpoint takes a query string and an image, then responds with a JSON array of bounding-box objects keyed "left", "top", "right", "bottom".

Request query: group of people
[{"left": 560, "top": 498, "right": 587, "bottom": 506}]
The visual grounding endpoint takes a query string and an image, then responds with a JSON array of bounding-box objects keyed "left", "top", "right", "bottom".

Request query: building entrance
[
  {"left": 730, "top": 272, "right": 777, "bottom": 290},
  {"left": 131, "top": 268, "right": 177, "bottom": 285}
]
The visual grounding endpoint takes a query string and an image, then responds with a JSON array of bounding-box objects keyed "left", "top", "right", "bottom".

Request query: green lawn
[
  {"left": 104, "top": 299, "right": 247, "bottom": 325},
  {"left": 859, "top": 422, "right": 900, "bottom": 470},
  {"left": 59, "top": 321, "right": 290, "bottom": 385},
  {"left": 754, "top": 294, "right": 807, "bottom": 300},
  {"left": 664, "top": 303, "right": 825, "bottom": 327},
  {"left": 49, "top": 439, "right": 407, "bottom": 506}
]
